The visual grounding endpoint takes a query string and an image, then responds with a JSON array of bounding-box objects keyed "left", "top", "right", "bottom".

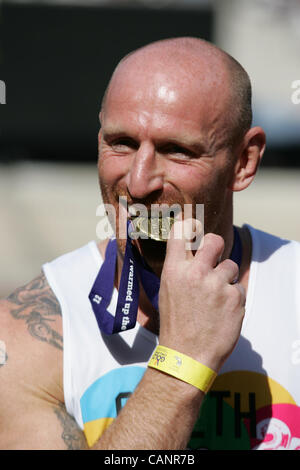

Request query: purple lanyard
[{"left": 89, "top": 224, "right": 242, "bottom": 335}]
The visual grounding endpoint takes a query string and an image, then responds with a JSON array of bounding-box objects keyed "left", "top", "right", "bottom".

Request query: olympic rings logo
[{"left": 153, "top": 351, "right": 166, "bottom": 366}]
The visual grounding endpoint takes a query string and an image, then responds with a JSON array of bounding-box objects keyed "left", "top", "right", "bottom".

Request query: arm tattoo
[
  {"left": 6, "top": 273, "right": 63, "bottom": 350},
  {"left": 54, "top": 403, "right": 88, "bottom": 450}
]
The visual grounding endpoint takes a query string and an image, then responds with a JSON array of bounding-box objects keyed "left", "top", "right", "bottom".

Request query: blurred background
[{"left": 0, "top": 0, "right": 299, "bottom": 297}]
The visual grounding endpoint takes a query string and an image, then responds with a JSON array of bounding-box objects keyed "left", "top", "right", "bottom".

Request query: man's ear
[{"left": 229, "top": 126, "right": 266, "bottom": 192}]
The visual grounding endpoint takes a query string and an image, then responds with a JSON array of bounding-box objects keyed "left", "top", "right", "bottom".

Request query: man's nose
[{"left": 126, "top": 142, "right": 164, "bottom": 199}]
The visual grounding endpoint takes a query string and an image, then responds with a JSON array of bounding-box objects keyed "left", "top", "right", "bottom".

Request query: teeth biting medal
[{"left": 129, "top": 214, "right": 175, "bottom": 242}]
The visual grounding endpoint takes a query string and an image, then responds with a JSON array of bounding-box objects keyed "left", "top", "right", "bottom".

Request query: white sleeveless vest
[{"left": 43, "top": 225, "right": 300, "bottom": 450}]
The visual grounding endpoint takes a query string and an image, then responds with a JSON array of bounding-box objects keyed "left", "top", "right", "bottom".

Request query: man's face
[{"left": 98, "top": 64, "right": 236, "bottom": 261}]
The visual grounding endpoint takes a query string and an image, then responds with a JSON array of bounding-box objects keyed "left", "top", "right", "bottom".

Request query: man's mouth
[
  {"left": 118, "top": 199, "right": 181, "bottom": 243},
  {"left": 129, "top": 214, "right": 175, "bottom": 242}
]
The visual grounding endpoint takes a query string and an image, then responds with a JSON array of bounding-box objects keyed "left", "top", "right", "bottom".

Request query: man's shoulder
[
  {"left": 3, "top": 271, "right": 63, "bottom": 351},
  {"left": 0, "top": 272, "right": 64, "bottom": 402},
  {"left": 0, "top": 274, "right": 90, "bottom": 449}
]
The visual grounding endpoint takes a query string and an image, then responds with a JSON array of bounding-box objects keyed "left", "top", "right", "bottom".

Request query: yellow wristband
[{"left": 148, "top": 345, "right": 217, "bottom": 393}]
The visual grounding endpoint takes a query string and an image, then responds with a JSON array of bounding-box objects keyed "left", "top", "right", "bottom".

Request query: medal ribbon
[{"left": 89, "top": 223, "right": 242, "bottom": 335}]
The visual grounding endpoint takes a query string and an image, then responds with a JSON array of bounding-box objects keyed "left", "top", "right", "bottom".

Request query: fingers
[
  {"left": 214, "top": 258, "right": 239, "bottom": 284},
  {"left": 166, "top": 218, "right": 203, "bottom": 262},
  {"left": 194, "top": 232, "right": 225, "bottom": 269},
  {"left": 166, "top": 225, "right": 244, "bottom": 297}
]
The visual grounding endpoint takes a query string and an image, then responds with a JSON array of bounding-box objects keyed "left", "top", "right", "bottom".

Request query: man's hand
[{"left": 159, "top": 219, "right": 245, "bottom": 373}]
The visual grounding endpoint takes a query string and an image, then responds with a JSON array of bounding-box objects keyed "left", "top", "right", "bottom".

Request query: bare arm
[
  {"left": 6, "top": 273, "right": 63, "bottom": 350},
  {"left": 92, "top": 368, "right": 204, "bottom": 450},
  {"left": 0, "top": 273, "right": 87, "bottom": 450}
]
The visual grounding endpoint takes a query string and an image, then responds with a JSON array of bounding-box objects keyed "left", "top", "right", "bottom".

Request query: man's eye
[
  {"left": 111, "top": 139, "right": 138, "bottom": 151},
  {"left": 160, "top": 144, "right": 194, "bottom": 158}
]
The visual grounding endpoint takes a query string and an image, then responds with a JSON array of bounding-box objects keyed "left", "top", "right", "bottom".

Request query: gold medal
[{"left": 130, "top": 216, "right": 175, "bottom": 242}]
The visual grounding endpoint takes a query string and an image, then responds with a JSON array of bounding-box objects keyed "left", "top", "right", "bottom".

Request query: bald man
[{"left": 1, "top": 37, "right": 300, "bottom": 451}]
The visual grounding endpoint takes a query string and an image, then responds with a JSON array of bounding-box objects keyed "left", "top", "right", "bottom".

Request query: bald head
[{"left": 101, "top": 37, "right": 252, "bottom": 149}]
